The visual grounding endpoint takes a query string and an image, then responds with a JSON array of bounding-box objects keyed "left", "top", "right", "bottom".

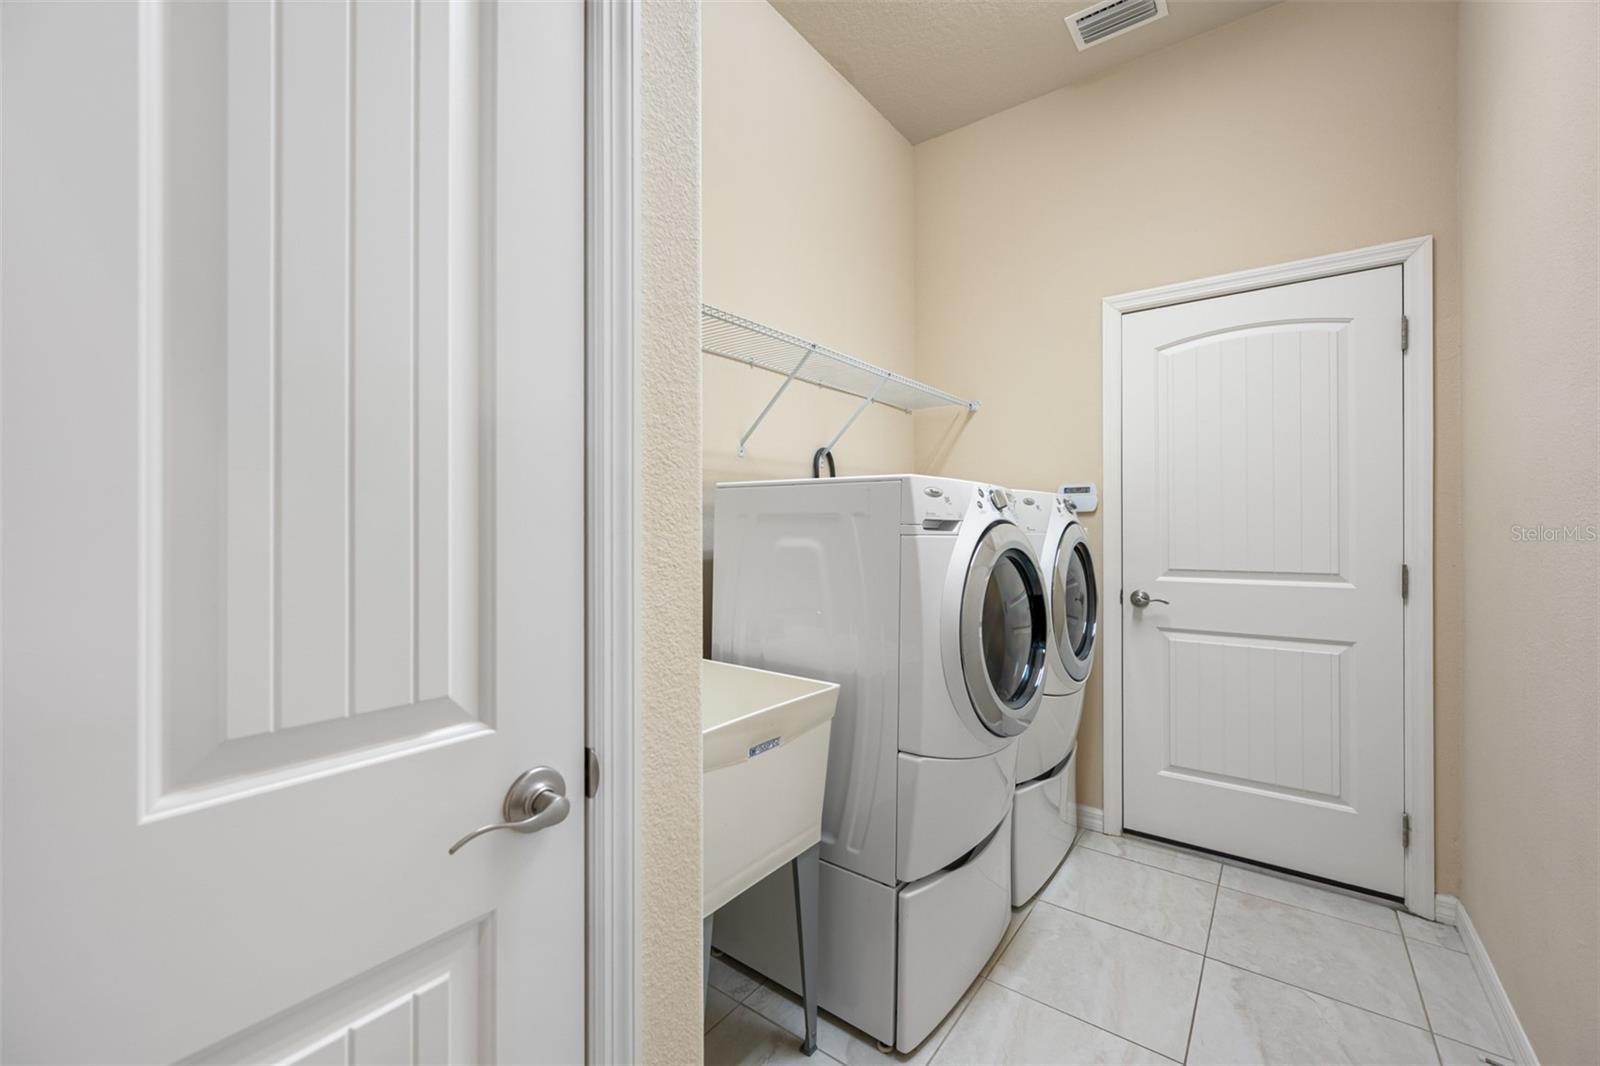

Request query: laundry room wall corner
[
  {"left": 1458, "top": 3, "right": 1599, "bottom": 1061},
  {"left": 640, "top": 0, "right": 704, "bottom": 1061},
  {"left": 700, "top": 0, "right": 918, "bottom": 654},
  {"left": 911, "top": 1, "right": 1465, "bottom": 894},
  {"left": 701, "top": 0, "right": 916, "bottom": 501}
]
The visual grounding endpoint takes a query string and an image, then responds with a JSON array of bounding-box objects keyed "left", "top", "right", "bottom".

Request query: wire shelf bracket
[{"left": 701, "top": 304, "right": 979, "bottom": 460}]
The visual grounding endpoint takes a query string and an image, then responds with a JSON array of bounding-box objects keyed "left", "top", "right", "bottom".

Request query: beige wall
[
  {"left": 641, "top": 0, "right": 704, "bottom": 1060},
  {"left": 702, "top": 0, "right": 917, "bottom": 512},
  {"left": 1457, "top": 3, "right": 1599, "bottom": 1061},
  {"left": 911, "top": 0, "right": 1467, "bottom": 891}
]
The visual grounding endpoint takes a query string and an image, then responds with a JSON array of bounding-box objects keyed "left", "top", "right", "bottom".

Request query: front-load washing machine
[
  {"left": 1008, "top": 489, "right": 1098, "bottom": 905},
  {"left": 709, "top": 476, "right": 1047, "bottom": 1052}
]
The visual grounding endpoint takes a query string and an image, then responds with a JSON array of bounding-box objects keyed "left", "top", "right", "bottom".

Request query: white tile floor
[{"left": 705, "top": 830, "right": 1513, "bottom": 1066}]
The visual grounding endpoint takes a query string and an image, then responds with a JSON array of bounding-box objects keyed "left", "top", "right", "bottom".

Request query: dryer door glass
[
  {"left": 1051, "top": 525, "right": 1097, "bottom": 683},
  {"left": 960, "top": 521, "right": 1048, "bottom": 737}
]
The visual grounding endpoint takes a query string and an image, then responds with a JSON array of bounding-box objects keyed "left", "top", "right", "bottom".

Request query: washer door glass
[
  {"left": 960, "top": 521, "right": 1047, "bottom": 736},
  {"left": 1051, "top": 525, "right": 1097, "bottom": 683}
]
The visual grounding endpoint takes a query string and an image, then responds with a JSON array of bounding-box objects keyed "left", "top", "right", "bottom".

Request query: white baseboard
[
  {"left": 1437, "top": 894, "right": 1539, "bottom": 1066},
  {"left": 1433, "top": 892, "right": 1459, "bottom": 927},
  {"left": 1076, "top": 804, "right": 1104, "bottom": 835}
]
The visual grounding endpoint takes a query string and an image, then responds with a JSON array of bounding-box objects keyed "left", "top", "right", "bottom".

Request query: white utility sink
[{"left": 702, "top": 659, "right": 838, "bottom": 916}]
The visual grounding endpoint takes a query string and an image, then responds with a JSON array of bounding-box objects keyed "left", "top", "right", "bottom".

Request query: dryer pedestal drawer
[
  {"left": 896, "top": 808, "right": 1012, "bottom": 1052},
  {"left": 897, "top": 744, "right": 1016, "bottom": 883},
  {"left": 1012, "top": 745, "right": 1078, "bottom": 906},
  {"left": 1015, "top": 689, "right": 1080, "bottom": 783}
]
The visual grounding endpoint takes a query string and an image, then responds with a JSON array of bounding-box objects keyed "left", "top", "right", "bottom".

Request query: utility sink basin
[{"left": 702, "top": 659, "right": 838, "bottom": 916}]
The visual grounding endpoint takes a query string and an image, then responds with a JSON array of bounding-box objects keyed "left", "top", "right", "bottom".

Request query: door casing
[
  {"left": 584, "top": 0, "right": 643, "bottom": 1061},
  {"left": 1099, "top": 236, "right": 1435, "bottom": 918}
]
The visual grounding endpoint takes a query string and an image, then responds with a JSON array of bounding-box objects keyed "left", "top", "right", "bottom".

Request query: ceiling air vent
[{"left": 1066, "top": 0, "right": 1169, "bottom": 50}]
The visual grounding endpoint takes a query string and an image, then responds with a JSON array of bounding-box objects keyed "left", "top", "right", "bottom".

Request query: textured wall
[
  {"left": 702, "top": 0, "right": 916, "bottom": 516},
  {"left": 1457, "top": 3, "right": 1599, "bottom": 1061},
  {"left": 640, "top": 0, "right": 704, "bottom": 1060},
  {"left": 701, "top": 0, "right": 917, "bottom": 656},
  {"left": 911, "top": 0, "right": 1466, "bottom": 891}
]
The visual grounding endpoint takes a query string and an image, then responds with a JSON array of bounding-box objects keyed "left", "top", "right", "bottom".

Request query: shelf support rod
[
  {"left": 738, "top": 345, "right": 815, "bottom": 457},
  {"left": 822, "top": 373, "right": 889, "bottom": 455}
]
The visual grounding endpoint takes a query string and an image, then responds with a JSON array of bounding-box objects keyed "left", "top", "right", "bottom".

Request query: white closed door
[
  {"left": 2, "top": 1, "right": 586, "bottom": 1061},
  {"left": 1121, "top": 267, "right": 1405, "bottom": 895}
]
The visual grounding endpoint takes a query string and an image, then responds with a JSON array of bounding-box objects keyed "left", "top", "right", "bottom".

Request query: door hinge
[
  {"left": 1401, "top": 563, "right": 1410, "bottom": 601},
  {"left": 1402, "top": 812, "right": 1412, "bottom": 849},
  {"left": 1401, "top": 315, "right": 1410, "bottom": 353},
  {"left": 585, "top": 746, "right": 600, "bottom": 799}
]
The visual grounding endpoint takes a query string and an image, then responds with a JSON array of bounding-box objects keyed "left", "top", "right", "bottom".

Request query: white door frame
[
  {"left": 586, "top": 0, "right": 644, "bottom": 1061},
  {"left": 1099, "top": 236, "right": 1435, "bottom": 918}
]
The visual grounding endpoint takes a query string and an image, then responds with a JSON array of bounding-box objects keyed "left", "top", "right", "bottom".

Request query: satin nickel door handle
[
  {"left": 1129, "top": 589, "right": 1169, "bottom": 609},
  {"left": 448, "top": 767, "right": 571, "bottom": 855}
]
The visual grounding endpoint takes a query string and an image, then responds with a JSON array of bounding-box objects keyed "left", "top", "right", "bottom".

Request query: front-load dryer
[
  {"left": 709, "top": 475, "right": 1047, "bottom": 1052},
  {"left": 1008, "top": 489, "right": 1099, "bottom": 905}
]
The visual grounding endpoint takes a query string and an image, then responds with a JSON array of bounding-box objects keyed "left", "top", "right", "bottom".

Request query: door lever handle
[
  {"left": 1129, "top": 589, "right": 1169, "bottom": 609},
  {"left": 449, "top": 767, "right": 571, "bottom": 855}
]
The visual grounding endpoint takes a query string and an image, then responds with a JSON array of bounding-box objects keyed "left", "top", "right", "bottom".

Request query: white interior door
[
  {"left": 1, "top": 1, "right": 586, "bottom": 1060},
  {"left": 1120, "top": 267, "right": 1406, "bottom": 896}
]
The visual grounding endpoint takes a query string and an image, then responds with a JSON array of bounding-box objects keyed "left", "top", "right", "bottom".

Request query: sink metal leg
[
  {"left": 790, "top": 844, "right": 821, "bottom": 1056},
  {"left": 703, "top": 912, "right": 714, "bottom": 1001}
]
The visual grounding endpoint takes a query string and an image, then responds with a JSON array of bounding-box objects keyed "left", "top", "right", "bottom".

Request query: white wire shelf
[{"left": 702, "top": 304, "right": 979, "bottom": 457}]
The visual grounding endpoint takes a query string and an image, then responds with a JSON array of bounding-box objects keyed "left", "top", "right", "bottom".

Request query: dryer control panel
[{"left": 1057, "top": 482, "right": 1099, "bottom": 514}]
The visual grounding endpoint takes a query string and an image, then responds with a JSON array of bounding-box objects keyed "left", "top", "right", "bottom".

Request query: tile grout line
[
  {"left": 703, "top": 970, "right": 757, "bottom": 1036},
  {"left": 1201, "top": 955, "right": 1436, "bottom": 1035},
  {"left": 1077, "top": 836, "right": 1222, "bottom": 887},
  {"left": 702, "top": 998, "right": 738, "bottom": 1041},
  {"left": 1009, "top": 886, "right": 1438, "bottom": 1061},
  {"left": 1401, "top": 925, "right": 1469, "bottom": 956},
  {"left": 982, "top": 975, "right": 1182, "bottom": 1063},
  {"left": 1215, "top": 880, "right": 1406, "bottom": 938},
  {"left": 984, "top": 903, "right": 1036, "bottom": 976},
  {"left": 1435, "top": 1034, "right": 1511, "bottom": 1064},
  {"left": 927, "top": 904, "right": 1042, "bottom": 1061},
  {"left": 1181, "top": 878, "right": 1222, "bottom": 1063},
  {"left": 705, "top": 999, "right": 846, "bottom": 1066},
  {"left": 1398, "top": 933, "right": 1447, "bottom": 1066},
  {"left": 735, "top": 982, "right": 811, "bottom": 1051},
  {"left": 736, "top": 972, "right": 896, "bottom": 1063},
  {"left": 923, "top": 972, "right": 990, "bottom": 1064},
  {"left": 1093, "top": 829, "right": 1413, "bottom": 936},
  {"left": 1030, "top": 894, "right": 1208, "bottom": 957},
  {"left": 1404, "top": 931, "right": 1512, "bottom": 1060}
]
